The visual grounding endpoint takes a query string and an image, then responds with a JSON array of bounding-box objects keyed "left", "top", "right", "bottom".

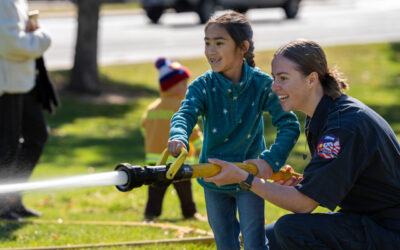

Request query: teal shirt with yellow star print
[{"left": 169, "top": 62, "right": 300, "bottom": 192}]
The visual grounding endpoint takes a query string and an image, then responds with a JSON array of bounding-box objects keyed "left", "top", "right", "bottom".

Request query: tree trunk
[{"left": 70, "top": 0, "right": 101, "bottom": 94}]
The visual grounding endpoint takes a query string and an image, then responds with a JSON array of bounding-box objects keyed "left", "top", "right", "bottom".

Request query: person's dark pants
[
  {"left": 145, "top": 180, "right": 196, "bottom": 218},
  {"left": 266, "top": 212, "right": 400, "bottom": 250},
  {"left": 0, "top": 90, "right": 48, "bottom": 210}
]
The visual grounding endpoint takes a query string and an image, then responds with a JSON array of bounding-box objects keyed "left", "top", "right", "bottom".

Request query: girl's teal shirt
[{"left": 170, "top": 62, "right": 300, "bottom": 192}]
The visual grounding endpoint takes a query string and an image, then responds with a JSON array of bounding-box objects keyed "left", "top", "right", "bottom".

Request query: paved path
[{"left": 36, "top": 0, "right": 400, "bottom": 70}]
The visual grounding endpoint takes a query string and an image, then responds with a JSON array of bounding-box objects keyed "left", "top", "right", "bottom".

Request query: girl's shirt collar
[{"left": 213, "top": 61, "right": 254, "bottom": 97}]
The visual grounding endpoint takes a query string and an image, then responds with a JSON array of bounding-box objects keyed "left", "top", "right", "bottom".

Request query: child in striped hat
[{"left": 141, "top": 57, "right": 205, "bottom": 221}]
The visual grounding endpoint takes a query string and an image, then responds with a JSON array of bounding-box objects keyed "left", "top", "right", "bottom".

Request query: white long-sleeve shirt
[{"left": 0, "top": 0, "right": 51, "bottom": 96}]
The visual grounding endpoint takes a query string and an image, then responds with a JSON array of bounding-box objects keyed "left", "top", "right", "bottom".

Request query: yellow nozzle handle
[
  {"left": 156, "top": 148, "right": 170, "bottom": 166},
  {"left": 158, "top": 148, "right": 188, "bottom": 180},
  {"left": 190, "top": 163, "right": 302, "bottom": 181}
]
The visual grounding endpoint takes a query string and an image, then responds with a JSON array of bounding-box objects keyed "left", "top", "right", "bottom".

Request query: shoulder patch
[{"left": 317, "top": 135, "right": 341, "bottom": 159}]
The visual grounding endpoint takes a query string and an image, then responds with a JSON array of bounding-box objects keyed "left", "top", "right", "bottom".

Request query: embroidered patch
[{"left": 317, "top": 135, "right": 341, "bottom": 159}]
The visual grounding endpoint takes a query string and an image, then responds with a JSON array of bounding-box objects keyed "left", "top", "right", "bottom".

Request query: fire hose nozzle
[
  {"left": 114, "top": 163, "right": 145, "bottom": 192},
  {"left": 114, "top": 163, "right": 193, "bottom": 192}
]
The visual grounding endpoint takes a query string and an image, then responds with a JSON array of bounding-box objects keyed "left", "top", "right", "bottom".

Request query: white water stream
[{"left": 0, "top": 171, "right": 128, "bottom": 194}]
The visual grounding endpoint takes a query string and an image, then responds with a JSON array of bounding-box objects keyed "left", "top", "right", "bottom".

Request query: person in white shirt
[{"left": 0, "top": 0, "right": 51, "bottom": 220}]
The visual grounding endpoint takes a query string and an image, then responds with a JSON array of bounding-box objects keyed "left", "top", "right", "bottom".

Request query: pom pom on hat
[{"left": 155, "top": 57, "right": 191, "bottom": 92}]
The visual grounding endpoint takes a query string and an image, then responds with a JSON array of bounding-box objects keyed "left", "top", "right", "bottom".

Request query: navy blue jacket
[{"left": 296, "top": 95, "right": 400, "bottom": 224}]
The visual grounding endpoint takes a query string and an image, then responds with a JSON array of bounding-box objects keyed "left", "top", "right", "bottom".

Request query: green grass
[{"left": 1, "top": 42, "right": 400, "bottom": 248}]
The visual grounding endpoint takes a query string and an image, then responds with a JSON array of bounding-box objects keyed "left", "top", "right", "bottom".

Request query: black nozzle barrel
[{"left": 114, "top": 163, "right": 193, "bottom": 192}]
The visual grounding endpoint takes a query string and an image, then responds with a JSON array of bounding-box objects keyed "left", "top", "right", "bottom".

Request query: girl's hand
[
  {"left": 244, "top": 158, "right": 273, "bottom": 179},
  {"left": 167, "top": 140, "right": 187, "bottom": 157},
  {"left": 203, "top": 158, "right": 248, "bottom": 186}
]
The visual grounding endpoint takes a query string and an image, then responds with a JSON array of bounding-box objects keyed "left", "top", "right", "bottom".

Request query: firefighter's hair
[{"left": 274, "top": 39, "right": 348, "bottom": 99}]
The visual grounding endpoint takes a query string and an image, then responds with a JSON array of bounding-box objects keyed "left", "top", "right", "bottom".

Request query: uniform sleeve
[
  {"left": 169, "top": 79, "right": 206, "bottom": 151},
  {"left": 0, "top": 0, "right": 51, "bottom": 61},
  {"left": 259, "top": 89, "right": 300, "bottom": 172},
  {"left": 295, "top": 128, "right": 369, "bottom": 211}
]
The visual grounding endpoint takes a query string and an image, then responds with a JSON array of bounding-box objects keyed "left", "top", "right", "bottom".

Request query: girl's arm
[
  {"left": 260, "top": 86, "right": 300, "bottom": 172},
  {"left": 169, "top": 79, "right": 206, "bottom": 151}
]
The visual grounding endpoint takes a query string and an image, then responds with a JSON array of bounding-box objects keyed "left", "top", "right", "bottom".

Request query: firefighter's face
[{"left": 271, "top": 55, "right": 312, "bottom": 114}]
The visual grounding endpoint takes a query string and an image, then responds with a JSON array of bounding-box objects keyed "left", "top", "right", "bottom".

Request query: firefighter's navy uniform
[{"left": 267, "top": 94, "right": 400, "bottom": 249}]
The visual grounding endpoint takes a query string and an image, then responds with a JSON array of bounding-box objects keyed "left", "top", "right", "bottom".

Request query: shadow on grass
[
  {"left": 42, "top": 92, "right": 149, "bottom": 172},
  {"left": 49, "top": 69, "right": 158, "bottom": 100},
  {"left": 389, "top": 42, "right": 400, "bottom": 62},
  {"left": 99, "top": 74, "right": 158, "bottom": 97},
  {"left": 46, "top": 98, "right": 141, "bottom": 129},
  {"left": 0, "top": 222, "right": 22, "bottom": 241},
  {"left": 42, "top": 127, "right": 145, "bottom": 170}
]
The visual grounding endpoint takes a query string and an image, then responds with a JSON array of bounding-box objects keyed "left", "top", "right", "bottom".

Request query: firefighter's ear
[{"left": 307, "top": 72, "right": 319, "bottom": 88}]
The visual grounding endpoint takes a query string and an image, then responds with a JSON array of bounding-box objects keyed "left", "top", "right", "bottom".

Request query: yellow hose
[{"left": 190, "top": 163, "right": 302, "bottom": 181}]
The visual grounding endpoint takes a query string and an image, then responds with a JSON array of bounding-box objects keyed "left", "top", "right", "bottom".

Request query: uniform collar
[
  {"left": 306, "top": 95, "right": 335, "bottom": 136},
  {"left": 213, "top": 61, "right": 253, "bottom": 97}
]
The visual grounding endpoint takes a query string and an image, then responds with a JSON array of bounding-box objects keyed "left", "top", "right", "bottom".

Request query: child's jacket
[
  {"left": 142, "top": 96, "right": 202, "bottom": 164},
  {"left": 170, "top": 62, "right": 300, "bottom": 192}
]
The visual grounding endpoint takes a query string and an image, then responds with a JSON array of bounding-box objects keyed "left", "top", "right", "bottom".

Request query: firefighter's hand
[
  {"left": 167, "top": 140, "right": 187, "bottom": 157},
  {"left": 204, "top": 158, "right": 248, "bottom": 186},
  {"left": 244, "top": 158, "right": 273, "bottom": 180},
  {"left": 274, "top": 166, "right": 303, "bottom": 186}
]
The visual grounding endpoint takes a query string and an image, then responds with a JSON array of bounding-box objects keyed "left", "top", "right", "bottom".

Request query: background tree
[{"left": 70, "top": 0, "right": 101, "bottom": 94}]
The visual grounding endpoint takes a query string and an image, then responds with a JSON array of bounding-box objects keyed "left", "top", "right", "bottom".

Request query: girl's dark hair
[
  {"left": 274, "top": 39, "right": 348, "bottom": 99},
  {"left": 205, "top": 10, "right": 255, "bottom": 68}
]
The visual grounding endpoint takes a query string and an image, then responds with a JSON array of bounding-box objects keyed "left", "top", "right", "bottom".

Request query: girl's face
[
  {"left": 271, "top": 55, "right": 311, "bottom": 113},
  {"left": 204, "top": 23, "right": 245, "bottom": 83}
]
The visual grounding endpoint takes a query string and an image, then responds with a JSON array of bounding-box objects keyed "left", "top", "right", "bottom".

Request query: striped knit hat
[{"left": 155, "top": 57, "right": 191, "bottom": 92}]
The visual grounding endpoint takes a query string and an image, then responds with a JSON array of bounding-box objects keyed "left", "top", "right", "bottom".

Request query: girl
[
  {"left": 168, "top": 11, "right": 300, "bottom": 249},
  {"left": 204, "top": 39, "right": 400, "bottom": 250}
]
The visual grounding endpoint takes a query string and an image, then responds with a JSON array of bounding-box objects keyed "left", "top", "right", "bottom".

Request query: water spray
[{"left": 0, "top": 171, "right": 128, "bottom": 194}]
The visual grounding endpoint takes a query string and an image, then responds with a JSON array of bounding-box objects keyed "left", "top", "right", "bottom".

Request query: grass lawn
[{"left": 1, "top": 42, "right": 399, "bottom": 248}]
